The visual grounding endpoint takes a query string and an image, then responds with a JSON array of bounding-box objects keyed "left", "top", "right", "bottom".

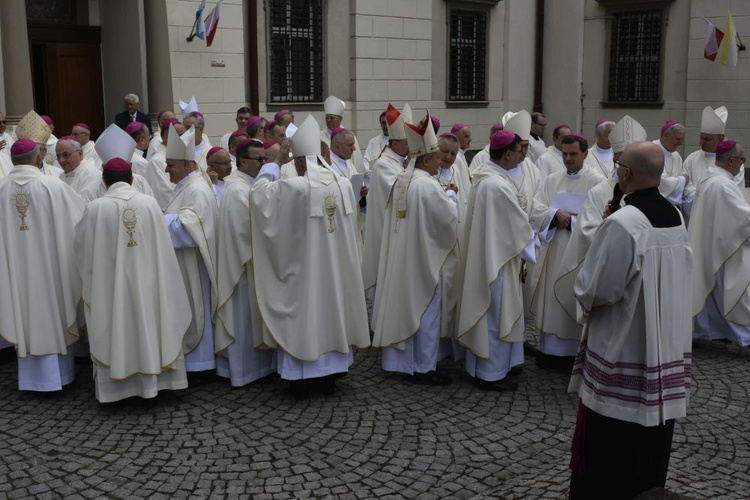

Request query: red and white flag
[
  {"left": 205, "top": 0, "right": 223, "bottom": 47},
  {"left": 704, "top": 19, "right": 724, "bottom": 61}
]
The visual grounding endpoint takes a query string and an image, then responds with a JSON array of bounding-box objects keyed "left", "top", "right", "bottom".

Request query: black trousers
[{"left": 569, "top": 406, "right": 675, "bottom": 500}]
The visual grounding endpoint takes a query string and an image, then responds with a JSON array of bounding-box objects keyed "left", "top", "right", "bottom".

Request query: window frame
[
  {"left": 445, "top": 2, "right": 490, "bottom": 104},
  {"left": 266, "top": 0, "right": 326, "bottom": 105}
]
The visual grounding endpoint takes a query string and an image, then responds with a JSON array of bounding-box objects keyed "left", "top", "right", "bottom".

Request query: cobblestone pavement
[{"left": 0, "top": 340, "right": 748, "bottom": 499}]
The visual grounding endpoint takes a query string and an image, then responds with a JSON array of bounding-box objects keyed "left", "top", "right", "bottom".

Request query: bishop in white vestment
[
  {"left": 530, "top": 134, "right": 604, "bottom": 363},
  {"left": 468, "top": 123, "right": 504, "bottom": 174},
  {"left": 145, "top": 120, "right": 179, "bottom": 209},
  {"left": 535, "top": 125, "right": 572, "bottom": 178},
  {"left": 57, "top": 136, "right": 102, "bottom": 203},
  {"left": 75, "top": 157, "right": 191, "bottom": 402},
  {"left": 163, "top": 124, "right": 219, "bottom": 373},
  {"left": 214, "top": 138, "right": 276, "bottom": 386},
  {"left": 363, "top": 110, "right": 389, "bottom": 170},
  {"left": 372, "top": 112, "right": 459, "bottom": 386},
  {"left": 249, "top": 115, "right": 370, "bottom": 398},
  {"left": 653, "top": 120, "right": 690, "bottom": 206},
  {"left": 0, "top": 139, "right": 86, "bottom": 391},
  {"left": 690, "top": 141, "right": 750, "bottom": 346},
  {"left": 456, "top": 131, "right": 536, "bottom": 391},
  {"left": 583, "top": 120, "right": 615, "bottom": 177},
  {"left": 72, "top": 123, "right": 102, "bottom": 170}
]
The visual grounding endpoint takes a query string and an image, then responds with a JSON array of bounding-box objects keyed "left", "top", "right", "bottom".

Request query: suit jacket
[{"left": 114, "top": 110, "right": 152, "bottom": 134}]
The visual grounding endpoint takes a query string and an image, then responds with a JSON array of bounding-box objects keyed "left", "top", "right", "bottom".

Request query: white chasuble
[
  {"left": 684, "top": 149, "right": 744, "bottom": 194},
  {"left": 468, "top": 146, "right": 489, "bottom": 174},
  {"left": 62, "top": 164, "right": 102, "bottom": 203},
  {"left": 456, "top": 165, "right": 535, "bottom": 358},
  {"left": 163, "top": 171, "right": 219, "bottom": 357},
  {"left": 0, "top": 165, "right": 85, "bottom": 356},
  {"left": 584, "top": 146, "right": 614, "bottom": 177},
  {"left": 554, "top": 175, "right": 616, "bottom": 321},
  {"left": 144, "top": 151, "right": 175, "bottom": 209},
  {"left": 535, "top": 146, "right": 565, "bottom": 178},
  {"left": 214, "top": 171, "right": 275, "bottom": 386},
  {"left": 74, "top": 183, "right": 191, "bottom": 400},
  {"left": 0, "top": 153, "right": 13, "bottom": 178},
  {"left": 249, "top": 163, "right": 370, "bottom": 363},
  {"left": 361, "top": 148, "right": 404, "bottom": 291},
  {"left": 529, "top": 165, "right": 604, "bottom": 350},
  {"left": 372, "top": 169, "right": 459, "bottom": 349},
  {"left": 690, "top": 167, "right": 750, "bottom": 328}
]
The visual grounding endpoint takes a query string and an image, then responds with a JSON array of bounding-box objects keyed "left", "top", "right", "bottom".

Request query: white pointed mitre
[
  {"left": 401, "top": 104, "right": 413, "bottom": 125},
  {"left": 15, "top": 110, "right": 51, "bottom": 145},
  {"left": 292, "top": 114, "right": 322, "bottom": 158},
  {"left": 324, "top": 96, "right": 345, "bottom": 116},
  {"left": 501, "top": 111, "right": 515, "bottom": 126},
  {"left": 179, "top": 96, "right": 199, "bottom": 116},
  {"left": 610, "top": 115, "right": 647, "bottom": 154},
  {"left": 700, "top": 106, "right": 728, "bottom": 135},
  {"left": 95, "top": 124, "right": 137, "bottom": 163},
  {"left": 504, "top": 110, "right": 531, "bottom": 141},
  {"left": 405, "top": 111, "right": 439, "bottom": 157},
  {"left": 165, "top": 124, "right": 196, "bottom": 161},
  {"left": 386, "top": 103, "right": 409, "bottom": 140}
]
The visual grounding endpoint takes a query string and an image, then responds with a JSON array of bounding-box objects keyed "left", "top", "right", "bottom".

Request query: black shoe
[
  {"left": 289, "top": 380, "right": 310, "bottom": 400},
  {"left": 536, "top": 353, "right": 575, "bottom": 374},
  {"left": 412, "top": 371, "right": 452, "bottom": 386},
  {"left": 523, "top": 342, "right": 538, "bottom": 357},
  {"left": 475, "top": 378, "right": 518, "bottom": 392},
  {"left": 508, "top": 366, "right": 523, "bottom": 377}
]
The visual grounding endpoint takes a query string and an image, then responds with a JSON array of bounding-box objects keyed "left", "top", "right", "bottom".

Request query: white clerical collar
[
  {"left": 566, "top": 168, "right": 583, "bottom": 179},
  {"left": 596, "top": 145, "right": 613, "bottom": 156},
  {"left": 704, "top": 151, "right": 716, "bottom": 158},
  {"left": 381, "top": 135, "right": 389, "bottom": 146},
  {"left": 459, "top": 149, "right": 466, "bottom": 157},
  {"left": 656, "top": 140, "right": 672, "bottom": 158},
  {"left": 438, "top": 166, "right": 452, "bottom": 180},
  {"left": 63, "top": 166, "right": 80, "bottom": 178},
  {"left": 487, "top": 159, "right": 521, "bottom": 176}
]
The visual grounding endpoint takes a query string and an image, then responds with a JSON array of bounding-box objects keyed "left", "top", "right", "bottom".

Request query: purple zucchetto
[
  {"left": 103, "top": 158, "right": 131, "bottom": 172},
  {"left": 262, "top": 140, "right": 277, "bottom": 149},
  {"left": 10, "top": 138, "right": 37, "bottom": 155},
  {"left": 716, "top": 140, "right": 737, "bottom": 157},
  {"left": 330, "top": 127, "right": 347, "bottom": 140},
  {"left": 274, "top": 110, "right": 291, "bottom": 121},
  {"left": 160, "top": 118, "right": 180, "bottom": 133},
  {"left": 571, "top": 132, "right": 588, "bottom": 142},
  {"left": 661, "top": 120, "right": 680, "bottom": 135},
  {"left": 206, "top": 146, "right": 223, "bottom": 161},
  {"left": 451, "top": 123, "right": 467, "bottom": 134},
  {"left": 247, "top": 116, "right": 263, "bottom": 128},
  {"left": 490, "top": 130, "right": 516, "bottom": 150},
  {"left": 125, "top": 122, "right": 144, "bottom": 136},
  {"left": 230, "top": 130, "right": 248, "bottom": 138},
  {"left": 41, "top": 115, "right": 54, "bottom": 126}
]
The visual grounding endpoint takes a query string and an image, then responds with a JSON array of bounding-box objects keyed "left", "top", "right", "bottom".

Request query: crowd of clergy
[{"left": 0, "top": 90, "right": 746, "bottom": 496}]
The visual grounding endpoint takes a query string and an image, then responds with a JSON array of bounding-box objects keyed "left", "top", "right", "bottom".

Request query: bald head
[{"left": 617, "top": 141, "right": 664, "bottom": 194}]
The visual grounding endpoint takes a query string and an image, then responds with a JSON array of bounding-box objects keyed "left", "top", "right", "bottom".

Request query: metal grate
[
  {"left": 269, "top": 0, "right": 324, "bottom": 103},
  {"left": 448, "top": 8, "right": 487, "bottom": 102},
  {"left": 608, "top": 10, "right": 662, "bottom": 102}
]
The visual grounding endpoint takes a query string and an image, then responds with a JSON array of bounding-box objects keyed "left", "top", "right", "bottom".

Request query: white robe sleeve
[{"left": 165, "top": 214, "right": 197, "bottom": 248}]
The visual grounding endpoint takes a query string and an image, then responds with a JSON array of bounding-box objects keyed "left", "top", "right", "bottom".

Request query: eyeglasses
[
  {"left": 55, "top": 151, "right": 80, "bottom": 160},
  {"left": 0, "top": 121, "right": 6, "bottom": 125},
  {"left": 730, "top": 156, "right": 746, "bottom": 163}
]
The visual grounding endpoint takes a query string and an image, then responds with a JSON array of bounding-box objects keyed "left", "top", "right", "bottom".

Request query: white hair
[
  {"left": 58, "top": 137, "right": 82, "bottom": 151},
  {"left": 124, "top": 93, "right": 140, "bottom": 104},
  {"left": 663, "top": 123, "right": 686, "bottom": 136}
]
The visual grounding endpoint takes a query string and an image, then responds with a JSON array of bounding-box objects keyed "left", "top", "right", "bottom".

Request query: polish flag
[
  {"left": 704, "top": 20, "right": 724, "bottom": 61},
  {"left": 205, "top": 0, "right": 223, "bottom": 47}
]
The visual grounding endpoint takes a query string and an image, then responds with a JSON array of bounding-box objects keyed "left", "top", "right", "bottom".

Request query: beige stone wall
[{"left": 165, "top": 0, "right": 248, "bottom": 144}]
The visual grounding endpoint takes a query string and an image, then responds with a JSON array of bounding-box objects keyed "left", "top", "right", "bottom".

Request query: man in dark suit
[{"left": 114, "top": 93, "right": 152, "bottom": 135}]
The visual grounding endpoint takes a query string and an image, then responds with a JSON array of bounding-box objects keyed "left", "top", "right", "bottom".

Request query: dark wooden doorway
[{"left": 27, "top": 24, "right": 104, "bottom": 139}]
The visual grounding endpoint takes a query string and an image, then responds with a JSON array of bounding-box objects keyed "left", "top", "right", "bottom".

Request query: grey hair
[
  {"left": 595, "top": 121, "right": 616, "bottom": 135},
  {"left": 439, "top": 135, "right": 459, "bottom": 145},
  {"left": 187, "top": 111, "right": 205, "bottom": 129},
  {"left": 663, "top": 123, "right": 686, "bottom": 136},
  {"left": 124, "top": 93, "right": 140, "bottom": 104},
  {"left": 717, "top": 144, "right": 739, "bottom": 162},
  {"left": 11, "top": 145, "right": 40, "bottom": 166},
  {"left": 58, "top": 137, "right": 82, "bottom": 151}
]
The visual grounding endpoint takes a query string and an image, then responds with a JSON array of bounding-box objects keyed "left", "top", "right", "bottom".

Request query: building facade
[{"left": 0, "top": 0, "right": 746, "bottom": 153}]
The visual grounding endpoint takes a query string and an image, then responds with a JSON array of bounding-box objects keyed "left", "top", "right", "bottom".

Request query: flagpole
[
  {"left": 187, "top": 16, "right": 198, "bottom": 42},
  {"left": 736, "top": 31, "right": 746, "bottom": 51}
]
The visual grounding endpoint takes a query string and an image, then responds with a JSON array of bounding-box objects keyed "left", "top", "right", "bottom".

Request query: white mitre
[
  {"left": 610, "top": 115, "right": 647, "bottom": 154},
  {"left": 95, "top": 124, "right": 137, "bottom": 163},
  {"left": 504, "top": 110, "right": 532, "bottom": 141},
  {"left": 179, "top": 96, "right": 199, "bottom": 116},
  {"left": 324, "top": 96, "right": 346, "bottom": 117},
  {"left": 701, "top": 106, "right": 728, "bottom": 135},
  {"left": 166, "top": 124, "right": 196, "bottom": 161},
  {"left": 405, "top": 110, "right": 439, "bottom": 158},
  {"left": 385, "top": 103, "right": 412, "bottom": 141}
]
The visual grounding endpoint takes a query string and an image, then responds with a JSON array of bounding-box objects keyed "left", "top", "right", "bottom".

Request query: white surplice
[
  {"left": 534, "top": 146, "right": 566, "bottom": 178},
  {"left": 62, "top": 163, "right": 102, "bottom": 203}
]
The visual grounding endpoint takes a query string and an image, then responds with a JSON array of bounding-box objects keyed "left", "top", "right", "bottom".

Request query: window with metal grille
[
  {"left": 268, "top": 0, "right": 324, "bottom": 103},
  {"left": 448, "top": 8, "right": 487, "bottom": 101},
  {"left": 608, "top": 10, "right": 662, "bottom": 102}
]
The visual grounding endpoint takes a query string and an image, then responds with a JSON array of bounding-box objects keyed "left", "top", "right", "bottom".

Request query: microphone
[{"left": 609, "top": 183, "right": 624, "bottom": 214}]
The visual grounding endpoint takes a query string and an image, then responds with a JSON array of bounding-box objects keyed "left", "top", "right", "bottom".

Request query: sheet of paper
[
  {"left": 550, "top": 192, "right": 587, "bottom": 215},
  {"left": 350, "top": 173, "right": 366, "bottom": 202}
]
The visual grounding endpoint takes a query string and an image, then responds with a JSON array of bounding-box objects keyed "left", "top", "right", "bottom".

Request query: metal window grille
[
  {"left": 269, "top": 0, "right": 324, "bottom": 103},
  {"left": 448, "top": 8, "right": 487, "bottom": 101},
  {"left": 608, "top": 10, "right": 662, "bottom": 102}
]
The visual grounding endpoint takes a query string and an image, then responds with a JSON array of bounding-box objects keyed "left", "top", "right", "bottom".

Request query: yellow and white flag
[{"left": 718, "top": 11, "right": 738, "bottom": 69}]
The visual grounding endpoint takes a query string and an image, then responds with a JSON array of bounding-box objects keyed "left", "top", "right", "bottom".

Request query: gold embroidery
[
  {"left": 394, "top": 185, "right": 408, "bottom": 233},
  {"left": 12, "top": 190, "right": 31, "bottom": 231},
  {"left": 323, "top": 193, "right": 337, "bottom": 233},
  {"left": 121, "top": 205, "right": 140, "bottom": 247}
]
